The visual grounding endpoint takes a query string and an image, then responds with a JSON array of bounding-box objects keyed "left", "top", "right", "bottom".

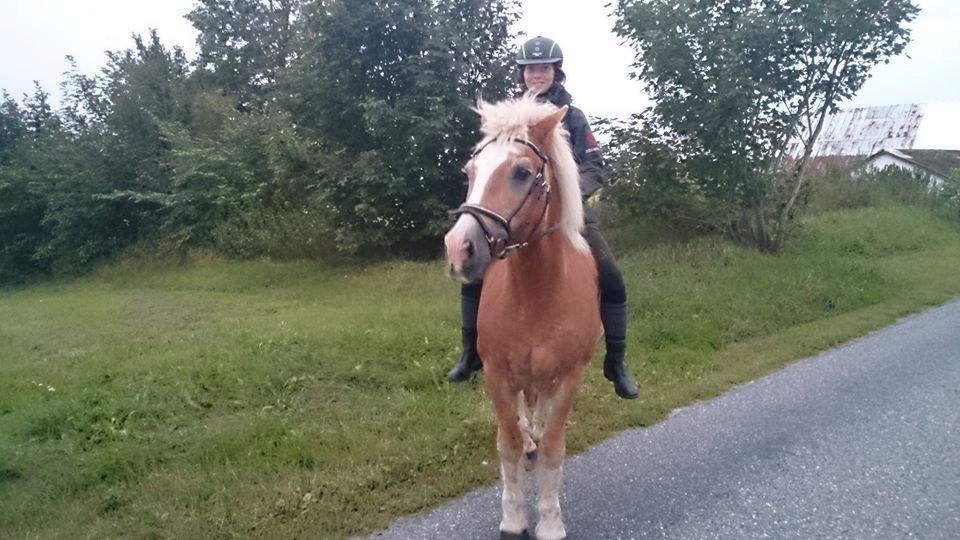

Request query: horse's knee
[
  {"left": 497, "top": 424, "right": 524, "bottom": 461},
  {"left": 536, "top": 425, "right": 567, "bottom": 468},
  {"left": 537, "top": 444, "right": 565, "bottom": 470}
]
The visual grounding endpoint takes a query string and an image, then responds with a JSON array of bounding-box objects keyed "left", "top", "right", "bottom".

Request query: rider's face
[{"left": 523, "top": 64, "right": 555, "bottom": 94}]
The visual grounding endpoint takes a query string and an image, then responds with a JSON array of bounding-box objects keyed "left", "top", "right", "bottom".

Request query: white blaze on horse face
[
  {"left": 445, "top": 142, "right": 518, "bottom": 279},
  {"left": 467, "top": 142, "right": 517, "bottom": 206}
]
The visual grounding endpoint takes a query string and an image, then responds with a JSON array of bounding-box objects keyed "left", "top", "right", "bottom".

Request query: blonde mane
[{"left": 474, "top": 95, "right": 588, "bottom": 253}]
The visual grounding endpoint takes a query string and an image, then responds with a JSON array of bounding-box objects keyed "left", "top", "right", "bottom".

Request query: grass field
[{"left": 2, "top": 205, "right": 960, "bottom": 538}]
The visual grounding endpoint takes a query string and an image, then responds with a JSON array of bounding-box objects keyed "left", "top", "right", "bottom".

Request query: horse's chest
[{"left": 476, "top": 287, "right": 600, "bottom": 366}]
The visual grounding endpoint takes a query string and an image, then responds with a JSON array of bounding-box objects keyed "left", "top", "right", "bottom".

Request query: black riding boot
[
  {"left": 447, "top": 328, "right": 482, "bottom": 382},
  {"left": 600, "top": 302, "right": 639, "bottom": 399},
  {"left": 447, "top": 293, "right": 483, "bottom": 382}
]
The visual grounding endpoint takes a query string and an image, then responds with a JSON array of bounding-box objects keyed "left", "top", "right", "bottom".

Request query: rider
[{"left": 446, "top": 36, "right": 640, "bottom": 399}]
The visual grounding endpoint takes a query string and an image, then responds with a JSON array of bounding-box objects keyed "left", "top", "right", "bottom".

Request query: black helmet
[{"left": 516, "top": 36, "right": 563, "bottom": 67}]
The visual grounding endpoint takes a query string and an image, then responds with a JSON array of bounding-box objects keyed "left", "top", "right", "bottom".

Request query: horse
[{"left": 444, "top": 95, "right": 602, "bottom": 540}]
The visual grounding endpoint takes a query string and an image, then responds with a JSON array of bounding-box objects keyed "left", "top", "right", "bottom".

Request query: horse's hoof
[
  {"left": 499, "top": 529, "right": 530, "bottom": 540},
  {"left": 534, "top": 524, "right": 567, "bottom": 540}
]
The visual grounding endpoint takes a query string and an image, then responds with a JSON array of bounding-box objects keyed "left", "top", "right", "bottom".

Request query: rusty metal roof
[
  {"left": 789, "top": 104, "right": 924, "bottom": 158},
  {"left": 788, "top": 102, "right": 960, "bottom": 158}
]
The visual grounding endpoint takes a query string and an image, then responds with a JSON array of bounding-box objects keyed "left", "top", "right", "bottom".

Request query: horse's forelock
[{"left": 475, "top": 98, "right": 532, "bottom": 148}]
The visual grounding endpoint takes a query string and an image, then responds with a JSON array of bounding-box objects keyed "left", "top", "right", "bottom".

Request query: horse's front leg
[
  {"left": 535, "top": 457, "right": 565, "bottom": 540},
  {"left": 487, "top": 379, "right": 528, "bottom": 538},
  {"left": 534, "top": 378, "right": 580, "bottom": 540}
]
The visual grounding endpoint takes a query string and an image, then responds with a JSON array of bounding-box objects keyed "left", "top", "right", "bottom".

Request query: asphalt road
[{"left": 372, "top": 298, "right": 960, "bottom": 539}]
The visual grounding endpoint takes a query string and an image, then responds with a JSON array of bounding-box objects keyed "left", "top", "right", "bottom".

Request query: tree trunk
[{"left": 773, "top": 86, "right": 837, "bottom": 250}]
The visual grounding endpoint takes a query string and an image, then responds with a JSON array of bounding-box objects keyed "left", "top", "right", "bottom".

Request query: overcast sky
[{"left": 2, "top": 0, "right": 958, "bottom": 121}]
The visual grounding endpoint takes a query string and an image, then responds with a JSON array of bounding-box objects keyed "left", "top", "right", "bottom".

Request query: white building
[{"left": 859, "top": 148, "right": 960, "bottom": 186}]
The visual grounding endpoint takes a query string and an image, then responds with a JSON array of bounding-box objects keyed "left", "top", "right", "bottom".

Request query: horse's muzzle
[{"left": 444, "top": 214, "right": 493, "bottom": 284}]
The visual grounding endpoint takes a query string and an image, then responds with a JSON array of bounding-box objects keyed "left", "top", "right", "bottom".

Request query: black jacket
[{"left": 539, "top": 84, "right": 604, "bottom": 224}]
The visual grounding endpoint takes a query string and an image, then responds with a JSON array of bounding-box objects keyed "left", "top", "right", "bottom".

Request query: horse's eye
[{"left": 514, "top": 167, "right": 532, "bottom": 181}]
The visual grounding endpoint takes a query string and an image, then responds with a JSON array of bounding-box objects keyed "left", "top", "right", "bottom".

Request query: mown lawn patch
[{"left": 2, "top": 206, "right": 959, "bottom": 538}]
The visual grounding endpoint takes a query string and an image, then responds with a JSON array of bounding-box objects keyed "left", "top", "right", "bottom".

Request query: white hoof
[{"left": 535, "top": 518, "right": 566, "bottom": 540}]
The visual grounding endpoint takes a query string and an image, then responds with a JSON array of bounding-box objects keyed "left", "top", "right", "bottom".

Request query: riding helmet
[{"left": 516, "top": 36, "right": 563, "bottom": 67}]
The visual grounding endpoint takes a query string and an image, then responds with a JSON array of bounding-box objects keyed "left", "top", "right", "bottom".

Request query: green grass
[{"left": 2, "top": 205, "right": 960, "bottom": 538}]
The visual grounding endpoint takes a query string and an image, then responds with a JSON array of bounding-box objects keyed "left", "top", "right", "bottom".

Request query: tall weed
[{"left": 807, "top": 164, "right": 960, "bottom": 222}]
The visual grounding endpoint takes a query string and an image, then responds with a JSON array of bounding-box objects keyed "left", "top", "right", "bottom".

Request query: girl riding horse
[
  {"left": 446, "top": 91, "right": 601, "bottom": 540},
  {"left": 447, "top": 35, "right": 639, "bottom": 400}
]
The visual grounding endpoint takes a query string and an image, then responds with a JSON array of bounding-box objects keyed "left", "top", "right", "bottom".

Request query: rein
[{"left": 449, "top": 139, "right": 554, "bottom": 259}]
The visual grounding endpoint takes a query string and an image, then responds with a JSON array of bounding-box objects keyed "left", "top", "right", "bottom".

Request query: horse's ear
[{"left": 529, "top": 105, "right": 568, "bottom": 144}]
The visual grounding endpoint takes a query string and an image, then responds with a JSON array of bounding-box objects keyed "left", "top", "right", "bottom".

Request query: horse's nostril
[{"left": 465, "top": 240, "right": 475, "bottom": 257}]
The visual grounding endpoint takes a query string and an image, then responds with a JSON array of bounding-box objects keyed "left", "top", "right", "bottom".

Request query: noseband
[{"left": 449, "top": 139, "right": 553, "bottom": 259}]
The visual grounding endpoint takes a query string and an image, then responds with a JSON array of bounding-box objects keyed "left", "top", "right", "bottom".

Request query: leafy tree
[
  {"left": 285, "top": 0, "right": 519, "bottom": 254},
  {"left": 0, "top": 91, "right": 26, "bottom": 164},
  {"left": 26, "top": 134, "right": 135, "bottom": 274},
  {"left": 187, "top": 0, "right": 302, "bottom": 110},
  {"left": 20, "top": 82, "right": 60, "bottom": 134},
  {"left": 596, "top": 113, "right": 711, "bottom": 230},
  {"left": 0, "top": 90, "right": 43, "bottom": 281},
  {"left": 59, "top": 57, "right": 110, "bottom": 133},
  {"left": 157, "top": 102, "right": 326, "bottom": 253},
  {"left": 614, "top": 0, "right": 918, "bottom": 251},
  {"left": 1, "top": 0, "right": 525, "bottom": 281},
  {"left": 0, "top": 32, "right": 194, "bottom": 281},
  {"left": 4, "top": 83, "right": 143, "bottom": 275},
  {"left": 61, "top": 29, "right": 196, "bottom": 252},
  {"left": 0, "top": 85, "right": 66, "bottom": 281},
  {"left": 99, "top": 30, "right": 191, "bottom": 196}
]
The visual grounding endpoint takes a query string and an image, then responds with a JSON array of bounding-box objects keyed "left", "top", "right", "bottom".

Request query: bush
[
  {"left": 157, "top": 106, "right": 333, "bottom": 256},
  {"left": 807, "top": 164, "right": 956, "bottom": 217},
  {"left": 595, "top": 114, "right": 714, "bottom": 235},
  {"left": 211, "top": 207, "right": 340, "bottom": 261}
]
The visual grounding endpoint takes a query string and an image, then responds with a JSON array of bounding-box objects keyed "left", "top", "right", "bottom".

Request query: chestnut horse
[{"left": 445, "top": 95, "right": 602, "bottom": 540}]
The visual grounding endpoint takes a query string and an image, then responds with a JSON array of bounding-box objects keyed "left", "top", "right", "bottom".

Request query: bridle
[{"left": 448, "top": 139, "right": 553, "bottom": 259}]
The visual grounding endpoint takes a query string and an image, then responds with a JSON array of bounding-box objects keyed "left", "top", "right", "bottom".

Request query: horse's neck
[
  {"left": 503, "top": 230, "right": 576, "bottom": 295},
  {"left": 504, "top": 175, "right": 574, "bottom": 289}
]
